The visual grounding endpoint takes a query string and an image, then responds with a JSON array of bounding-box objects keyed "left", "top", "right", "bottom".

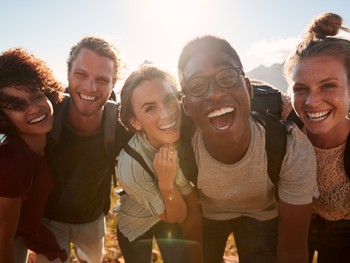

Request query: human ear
[
  {"left": 129, "top": 117, "right": 142, "bottom": 131},
  {"left": 245, "top": 78, "right": 253, "bottom": 99}
]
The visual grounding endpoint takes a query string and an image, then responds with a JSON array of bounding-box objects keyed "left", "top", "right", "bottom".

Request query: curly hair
[
  {"left": 67, "top": 35, "right": 124, "bottom": 84},
  {"left": 119, "top": 64, "right": 179, "bottom": 132},
  {"left": 0, "top": 48, "right": 64, "bottom": 134}
]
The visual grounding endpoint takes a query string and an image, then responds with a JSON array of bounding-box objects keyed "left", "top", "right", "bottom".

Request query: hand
[{"left": 153, "top": 144, "right": 178, "bottom": 190}]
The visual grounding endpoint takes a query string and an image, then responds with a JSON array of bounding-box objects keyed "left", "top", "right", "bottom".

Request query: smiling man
[
  {"left": 178, "top": 35, "right": 319, "bottom": 263},
  {"left": 37, "top": 36, "right": 128, "bottom": 263}
]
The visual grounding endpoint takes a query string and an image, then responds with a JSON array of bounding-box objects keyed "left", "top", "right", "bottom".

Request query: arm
[
  {"left": 180, "top": 190, "right": 203, "bottom": 263},
  {"left": 0, "top": 196, "right": 22, "bottom": 263},
  {"left": 154, "top": 144, "right": 187, "bottom": 223},
  {"left": 276, "top": 200, "right": 312, "bottom": 263}
]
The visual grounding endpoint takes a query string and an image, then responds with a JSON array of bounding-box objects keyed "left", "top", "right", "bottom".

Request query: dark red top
[{"left": 0, "top": 135, "right": 67, "bottom": 261}]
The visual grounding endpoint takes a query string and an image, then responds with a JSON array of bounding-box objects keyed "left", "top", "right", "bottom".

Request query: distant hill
[{"left": 246, "top": 63, "right": 288, "bottom": 93}]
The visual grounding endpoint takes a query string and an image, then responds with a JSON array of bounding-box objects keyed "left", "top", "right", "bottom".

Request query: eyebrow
[
  {"left": 140, "top": 92, "right": 176, "bottom": 109},
  {"left": 188, "top": 62, "right": 234, "bottom": 79}
]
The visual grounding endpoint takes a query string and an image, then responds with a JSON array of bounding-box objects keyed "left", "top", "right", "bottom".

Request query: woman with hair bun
[{"left": 284, "top": 13, "right": 350, "bottom": 262}]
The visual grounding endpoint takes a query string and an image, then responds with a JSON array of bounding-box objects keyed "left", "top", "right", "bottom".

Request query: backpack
[
  {"left": 250, "top": 81, "right": 303, "bottom": 128},
  {"left": 46, "top": 94, "right": 119, "bottom": 186}
]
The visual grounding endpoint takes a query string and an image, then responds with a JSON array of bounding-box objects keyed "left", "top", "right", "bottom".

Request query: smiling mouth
[
  {"left": 207, "top": 107, "right": 235, "bottom": 130},
  {"left": 159, "top": 121, "right": 176, "bottom": 130},
  {"left": 306, "top": 110, "right": 331, "bottom": 122},
  {"left": 29, "top": 114, "right": 47, "bottom": 124},
  {"left": 80, "top": 93, "right": 97, "bottom": 101}
]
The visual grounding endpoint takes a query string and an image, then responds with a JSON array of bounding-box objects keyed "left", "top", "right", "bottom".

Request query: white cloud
[{"left": 246, "top": 37, "right": 301, "bottom": 70}]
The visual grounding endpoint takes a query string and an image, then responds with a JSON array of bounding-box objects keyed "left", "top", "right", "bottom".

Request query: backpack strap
[
  {"left": 286, "top": 109, "right": 304, "bottom": 129},
  {"left": 103, "top": 100, "right": 118, "bottom": 187},
  {"left": 46, "top": 94, "right": 70, "bottom": 156},
  {"left": 123, "top": 143, "right": 155, "bottom": 180},
  {"left": 117, "top": 143, "right": 156, "bottom": 196},
  {"left": 344, "top": 132, "right": 350, "bottom": 179},
  {"left": 251, "top": 111, "right": 289, "bottom": 185},
  {"left": 179, "top": 111, "right": 198, "bottom": 185}
]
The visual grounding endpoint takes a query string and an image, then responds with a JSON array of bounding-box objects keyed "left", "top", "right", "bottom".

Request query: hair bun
[{"left": 306, "top": 13, "right": 343, "bottom": 39}]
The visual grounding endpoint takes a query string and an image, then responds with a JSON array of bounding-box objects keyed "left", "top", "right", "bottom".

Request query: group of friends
[{"left": 0, "top": 12, "right": 349, "bottom": 263}]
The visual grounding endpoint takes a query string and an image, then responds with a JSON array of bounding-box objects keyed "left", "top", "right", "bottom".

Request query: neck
[
  {"left": 20, "top": 134, "right": 46, "bottom": 156},
  {"left": 203, "top": 125, "right": 251, "bottom": 164},
  {"left": 67, "top": 105, "right": 103, "bottom": 136},
  {"left": 307, "top": 119, "right": 350, "bottom": 149}
]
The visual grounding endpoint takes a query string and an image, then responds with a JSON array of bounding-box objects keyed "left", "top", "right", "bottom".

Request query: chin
[{"left": 165, "top": 135, "right": 180, "bottom": 145}]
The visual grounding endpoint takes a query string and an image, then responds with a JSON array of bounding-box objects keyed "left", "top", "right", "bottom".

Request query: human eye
[
  {"left": 96, "top": 77, "right": 110, "bottom": 85},
  {"left": 187, "top": 78, "right": 206, "bottom": 95},
  {"left": 32, "top": 91, "right": 45, "bottom": 101},
  {"left": 165, "top": 94, "right": 179, "bottom": 109},
  {"left": 292, "top": 85, "right": 308, "bottom": 94},
  {"left": 74, "top": 71, "right": 87, "bottom": 79},
  {"left": 217, "top": 69, "right": 237, "bottom": 87},
  {"left": 144, "top": 105, "right": 156, "bottom": 113},
  {"left": 322, "top": 82, "right": 336, "bottom": 90}
]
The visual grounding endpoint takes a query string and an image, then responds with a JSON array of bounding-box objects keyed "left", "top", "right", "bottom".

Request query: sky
[{"left": 1, "top": 0, "right": 350, "bottom": 92}]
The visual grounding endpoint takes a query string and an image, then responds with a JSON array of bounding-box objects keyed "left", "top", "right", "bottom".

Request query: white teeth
[
  {"left": 207, "top": 107, "right": 234, "bottom": 118},
  {"left": 80, "top": 94, "right": 96, "bottom": 101},
  {"left": 306, "top": 111, "right": 330, "bottom": 122},
  {"left": 159, "top": 121, "right": 176, "bottom": 130},
  {"left": 29, "top": 114, "right": 46, "bottom": 124}
]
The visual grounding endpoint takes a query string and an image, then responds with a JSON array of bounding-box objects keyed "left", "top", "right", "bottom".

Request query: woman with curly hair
[
  {"left": 0, "top": 48, "right": 67, "bottom": 263},
  {"left": 284, "top": 13, "right": 350, "bottom": 262}
]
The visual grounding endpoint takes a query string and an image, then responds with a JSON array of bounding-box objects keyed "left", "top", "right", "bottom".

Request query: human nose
[
  {"left": 205, "top": 78, "right": 225, "bottom": 100},
  {"left": 27, "top": 101, "right": 41, "bottom": 114},
  {"left": 305, "top": 90, "right": 322, "bottom": 106},
  {"left": 160, "top": 103, "right": 177, "bottom": 119},
  {"left": 83, "top": 77, "right": 97, "bottom": 92}
]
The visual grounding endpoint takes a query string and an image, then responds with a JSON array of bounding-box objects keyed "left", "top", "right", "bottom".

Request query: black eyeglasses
[{"left": 182, "top": 67, "right": 245, "bottom": 97}]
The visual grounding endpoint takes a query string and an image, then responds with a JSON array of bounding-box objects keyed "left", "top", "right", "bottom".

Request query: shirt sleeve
[
  {"left": 278, "top": 124, "right": 319, "bottom": 205},
  {"left": 175, "top": 169, "right": 193, "bottom": 196},
  {"left": 117, "top": 149, "right": 165, "bottom": 216}
]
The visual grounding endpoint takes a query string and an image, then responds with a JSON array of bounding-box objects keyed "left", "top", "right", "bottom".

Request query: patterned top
[
  {"left": 312, "top": 144, "right": 350, "bottom": 220},
  {"left": 117, "top": 133, "right": 193, "bottom": 241}
]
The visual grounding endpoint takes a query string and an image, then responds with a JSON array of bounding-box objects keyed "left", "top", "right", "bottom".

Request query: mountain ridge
[{"left": 246, "top": 63, "right": 288, "bottom": 93}]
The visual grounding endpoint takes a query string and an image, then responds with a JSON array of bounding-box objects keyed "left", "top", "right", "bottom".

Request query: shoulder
[
  {"left": 118, "top": 136, "right": 143, "bottom": 175},
  {"left": 287, "top": 124, "right": 314, "bottom": 153},
  {"left": 0, "top": 137, "right": 33, "bottom": 197},
  {"left": 0, "top": 136, "right": 32, "bottom": 163}
]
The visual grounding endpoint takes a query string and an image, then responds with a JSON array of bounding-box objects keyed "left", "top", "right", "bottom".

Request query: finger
[
  {"left": 169, "top": 144, "right": 175, "bottom": 155},
  {"left": 158, "top": 145, "right": 168, "bottom": 161},
  {"left": 163, "top": 144, "right": 170, "bottom": 160}
]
